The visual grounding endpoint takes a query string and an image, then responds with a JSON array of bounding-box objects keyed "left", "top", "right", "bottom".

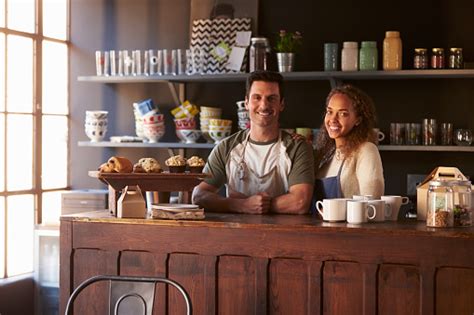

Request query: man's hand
[{"left": 240, "top": 192, "right": 271, "bottom": 214}]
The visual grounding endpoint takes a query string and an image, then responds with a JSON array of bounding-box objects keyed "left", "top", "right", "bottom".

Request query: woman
[{"left": 313, "top": 84, "right": 384, "bottom": 203}]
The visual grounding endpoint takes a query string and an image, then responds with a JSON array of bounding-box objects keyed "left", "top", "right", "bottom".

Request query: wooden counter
[{"left": 60, "top": 211, "right": 474, "bottom": 314}]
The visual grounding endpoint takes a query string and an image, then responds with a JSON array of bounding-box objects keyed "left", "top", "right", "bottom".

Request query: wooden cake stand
[{"left": 88, "top": 171, "right": 210, "bottom": 214}]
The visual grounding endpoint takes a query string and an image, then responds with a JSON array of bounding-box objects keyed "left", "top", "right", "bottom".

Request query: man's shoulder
[{"left": 281, "top": 131, "right": 313, "bottom": 155}]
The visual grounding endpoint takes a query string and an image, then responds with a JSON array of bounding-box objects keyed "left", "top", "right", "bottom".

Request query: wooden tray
[{"left": 88, "top": 171, "right": 210, "bottom": 192}]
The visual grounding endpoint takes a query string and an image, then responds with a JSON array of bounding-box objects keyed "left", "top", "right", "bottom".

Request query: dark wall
[{"left": 70, "top": 0, "right": 474, "bottom": 195}]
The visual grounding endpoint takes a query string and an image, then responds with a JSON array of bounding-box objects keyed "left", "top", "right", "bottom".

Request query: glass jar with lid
[
  {"left": 249, "top": 37, "right": 270, "bottom": 72},
  {"left": 448, "top": 48, "right": 463, "bottom": 69},
  {"left": 449, "top": 180, "right": 472, "bottom": 227},
  {"left": 431, "top": 48, "right": 445, "bottom": 69},
  {"left": 413, "top": 48, "right": 428, "bottom": 69},
  {"left": 427, "top": 180, "right": 454, "bottom": 228}
]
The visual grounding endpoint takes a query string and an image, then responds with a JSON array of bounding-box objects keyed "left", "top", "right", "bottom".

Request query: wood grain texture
[
  {"left": 378, "top": 264, "right": 421, "bottom": 315},
  {"left": 59, "top": 213, "right": 474, "bottom": 315}
]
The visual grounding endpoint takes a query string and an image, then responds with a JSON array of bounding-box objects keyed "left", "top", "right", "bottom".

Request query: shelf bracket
[
  {"left": 329, "top": 78, "right": 343, "bottom": 89},
  {"left": 167, "top": 82, "right": 186, "bottom": 106}
]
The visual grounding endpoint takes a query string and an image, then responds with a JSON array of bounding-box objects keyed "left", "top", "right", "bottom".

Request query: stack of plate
[{"left": 150, "top": 203, "right": 205, "bottom": 220}]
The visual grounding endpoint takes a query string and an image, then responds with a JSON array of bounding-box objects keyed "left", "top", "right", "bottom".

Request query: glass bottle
[
  {"left": 450, "top": 180, "right": 472, "bottom": 227},
  {"left": 359, "top": 41, "right": 378, "bottom": 71},
  {"left": 413, "top": 48, "right": 428, "bottom": 69},
  {"left": 427, "top": 180, "right": 454, "bottom": 228},
  {"left": 249, "top": 37, "right": 270, "bottom": 72},
  {"left": 448, "top": 48, "right": 463, "bottom": 69},
  {"left": 383, "top": 31, "right": 402, "bottom": 70},
  {"left": 431, "top": 48, "right": 445, "bottom": 69},
  {"left": 341, "top": 41, "right": 358, "bottom": 71}
]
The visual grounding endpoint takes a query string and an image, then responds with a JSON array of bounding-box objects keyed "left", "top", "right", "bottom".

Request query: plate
[{"left": 151, "top": 203, "right": 200, "bottom": 212}]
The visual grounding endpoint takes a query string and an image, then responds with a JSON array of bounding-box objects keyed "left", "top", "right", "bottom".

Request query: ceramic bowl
[
  {"left": 209, "top": 129, "right": 231, "bottom": 144},
  {"left": 143, "top": 128, "right": 165, "bottom": 143},
  {"left": 176, "top": 129, "right": 202, "bottom": 144},
  {"left": 85, "top": 110, "right": 108, "bottom": 119},
  {"left": 200, "top": 106, "right": 222, "bottom": 118},
  {"left": 209, "top": 125, "right": 232, "bottom": 133},
  {"left": 174, "top": 117, "right": 197, "bottom": 130},
  {"left": 209, "top": 119, "right": 232, "bottom": 127},
  {"left": 142, "top": 112, "right": 164, "bottom": 125},
  {"left": 85, "top": 126, "right": 107, "bottom": 142}
]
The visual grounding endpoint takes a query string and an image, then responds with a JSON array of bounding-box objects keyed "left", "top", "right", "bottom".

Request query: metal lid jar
[
  {"left": 449, "top": 180, "right": 472, "bottom": 227},
  {"left": 413, "top": 48, "right": 428, "bottom": 69},
  {"left": 448, "top": 47, "right": 463, "bottom": 69},
  {"left": 427, "top": 180, "right": 454, "bottom": 227},
  {"left": 431, "top": 48, "right": 445, "bottom": 69},
  {"left": 249, "top": 37, "right": 270, "bottom": 72}
]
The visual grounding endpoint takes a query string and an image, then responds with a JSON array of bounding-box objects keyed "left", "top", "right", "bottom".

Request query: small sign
[
  {"left": 235, "top": 31, "right": 252, "bottom": 47},
  {"left": 225, "top": 47, "right": 247, "bottom": 71}
]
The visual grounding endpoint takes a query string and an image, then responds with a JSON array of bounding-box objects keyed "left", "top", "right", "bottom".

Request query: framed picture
[{"left": 189, "top": 0, "right": 259, "bottom": 35}]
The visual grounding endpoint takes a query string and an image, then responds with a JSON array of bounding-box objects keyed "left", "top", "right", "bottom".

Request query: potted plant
[{"left": 275, "top": 30, "right": 303, "bottom": 72}]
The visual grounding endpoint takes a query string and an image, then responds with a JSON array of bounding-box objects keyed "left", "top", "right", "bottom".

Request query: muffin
[
  {"left": 133, "top": 157, "right": 162, "bottom": 173},
  {"left": 165, "top": 155, "right": 187, "bottom": 173},
  {"left": 186, "top": 156, "right": 206, "bottom": 173}
]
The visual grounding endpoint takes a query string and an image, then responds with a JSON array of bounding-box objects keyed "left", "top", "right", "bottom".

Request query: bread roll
[
  {"left": 98, "top": 162, "right": 116, "bottom": 173},
  {"left": 107, "top": 156, "right": 133, "bottom": 173}
]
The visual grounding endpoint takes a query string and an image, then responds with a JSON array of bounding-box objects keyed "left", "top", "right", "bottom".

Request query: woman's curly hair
[{"left": 314, "top": 84, "right": 377, "bottom": 169}]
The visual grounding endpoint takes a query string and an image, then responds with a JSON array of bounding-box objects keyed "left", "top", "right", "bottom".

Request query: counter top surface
[{"left": 61, "top": 210, "right": 474, "bottom": 239}]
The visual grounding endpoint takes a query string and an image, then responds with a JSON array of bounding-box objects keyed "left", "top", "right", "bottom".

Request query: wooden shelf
[
  {"left": 378, "top": 145, "right": 474, "bottom": 152},
  {"left": 77, "top": 69, "right": 474, "bottom": 84},
  {"left": 78, "top": 141, "right": 474, "bottom": 152},
  {"left": 78, "top": 141, "right": 215, "bottom": 149}
]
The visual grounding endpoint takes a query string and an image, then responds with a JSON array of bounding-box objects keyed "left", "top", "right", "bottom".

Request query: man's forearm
[
  {"left": 270, "top": 184, "right": 313, "bottom": 214},
  {"left": 193, "top": 187, "right": 243, "bottom": 213}
]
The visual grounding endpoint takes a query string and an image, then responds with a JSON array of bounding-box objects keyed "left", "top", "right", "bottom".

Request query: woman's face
[{"left": 324, "top": 93, "right": 360, "bottom": 145}]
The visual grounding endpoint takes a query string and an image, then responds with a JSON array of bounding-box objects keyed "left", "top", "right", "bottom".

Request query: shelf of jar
[
  {"left": 78, "top": 141, "right": 474, "bottom": 152},
  {"left": 77, "top": 69, "right": 474, "bottom": 84},
  {"left": 78, "top": 141, "right": 215, "bottom": 149},
  {"left": 378, "top": 145, "right": 474, "bottom": 152}
]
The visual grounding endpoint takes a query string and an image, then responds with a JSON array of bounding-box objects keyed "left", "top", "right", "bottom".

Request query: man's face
[{"left": 245, "top": 81, "right": 284, "bottom": 129}]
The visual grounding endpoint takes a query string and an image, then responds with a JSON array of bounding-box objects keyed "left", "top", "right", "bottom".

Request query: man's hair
[{"left": 245, "top": 70, "right": 284, "bottom": 100}]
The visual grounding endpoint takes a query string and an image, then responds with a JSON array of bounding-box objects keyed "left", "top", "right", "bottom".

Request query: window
[{"left": 0, "top": 0, "right": 69, "bottom": 278}]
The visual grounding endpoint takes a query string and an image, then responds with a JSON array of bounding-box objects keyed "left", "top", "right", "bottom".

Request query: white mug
[
  {"left": 368, "top": 200, "right": 392, "bottom": 222},
  {"left": 353, "top": 194, "right": 374, "bottom": 201},
  {"left": 381, "top": 195, "right": 409, "bottom": 221},
  {"left": 346, "top": 200, "right": 377, "bottom": 224},
  {"left": 373, "top": 128, "right": 385, "bottom": 144},
  {"left": 316, "top": 198, "right": 347, "bottom": 222}
]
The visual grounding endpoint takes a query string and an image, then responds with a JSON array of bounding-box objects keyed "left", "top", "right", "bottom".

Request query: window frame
[{"left": 0, "top": 0, "right": 71, "bottom": 278}]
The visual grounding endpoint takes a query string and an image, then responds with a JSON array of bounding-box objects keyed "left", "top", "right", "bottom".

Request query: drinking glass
[{"left": 454, "top": 129, "right": 473, "bottom": 146}]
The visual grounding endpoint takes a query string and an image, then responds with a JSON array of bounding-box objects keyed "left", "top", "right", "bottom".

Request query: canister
[
  {"left": 431, "top": 48, "right": 445, "bottom": 69},
  {"left": 449, "top": 180, "right": 472, "bottom": 227},
  {"left": 359, "top": 41, "right": 378, "bottom": 71},
  {"left": 249, "top": 37, "right": 270, "bottom": 72},
  {"left": 427, "top": 180, "right": 454, "bottom": 228},
  {"left": 413, "top": 48, "right": 428, "bottom": 69},
  {"left": 448, "top": 48, "right": 463, "bottom": 69},
  {"left": 383, "top": 31, "right": 402, "bottom": 70},
  {"left": 324, "top": 43, "right": 339, "bottom": 71},
  {"left": 341, "top": 41, "right": 358, "bottom": 71}
]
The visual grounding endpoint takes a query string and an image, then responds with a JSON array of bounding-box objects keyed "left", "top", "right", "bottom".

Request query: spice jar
[
  {"left": 427, "top": 180, "right": 454, "bottom": 228},
  {"left": 448, "top": 48, "right": 463, "bottom": 69},
  {"left": 413, "top": 48, "right": 428, "bottom": 69},
  {"left": 431, "top": 48, "right": 445, "bottom": 69},
  {"left": 341, "top": 41, "right": 358, "bottom": 71},
  {"left": 449, "top": 180, "right": 472, "bottom": 227},
  {"left": 359, "top": 41, "right": 378, "bottom": 71},
  {"left": 383, "top": 31, "right": 402, "bottom": 70},
  {"left": 249, "top": 37, "right": 270, "bottom": 72}
]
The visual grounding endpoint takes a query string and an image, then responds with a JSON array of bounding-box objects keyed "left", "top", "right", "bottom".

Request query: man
[{"left": 192, "top": 71, "right": 314, "bottom": 214}]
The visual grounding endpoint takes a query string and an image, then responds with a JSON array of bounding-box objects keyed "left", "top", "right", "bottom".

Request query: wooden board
[{"left": 88, "top": 171, "right": 210, "bottom": 192}]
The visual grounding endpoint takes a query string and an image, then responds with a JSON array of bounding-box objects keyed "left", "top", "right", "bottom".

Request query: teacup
[
  {"left": 315, "top": 198, "right": 348, "bottom": 222},
  {"left": 381, "top": 195, "right": 409, "bottom": 221},
  {"left": 367, "top": 199, "right": 392, "bottom": 222},
  {"left": 346, "top": 200, "right": 377, "bottom": 224}
]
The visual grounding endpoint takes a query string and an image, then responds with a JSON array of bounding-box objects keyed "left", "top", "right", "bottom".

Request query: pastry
[
  {"left": 165, "top": 155, "right": 186, "bottom": 173},
  {"left": 186, "top": 156, "right": 205, "bottom": 173},
  {"left": 98, "top": 162, "right": 116, "bottom": 173},
  {"left": 107, "top": 156, "right": 133, "bottom": 173},
  {"left": 133, "top": 158, "right": 162, "bottom": 173}
]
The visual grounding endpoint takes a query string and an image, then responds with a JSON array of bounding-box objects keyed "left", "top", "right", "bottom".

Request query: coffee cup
[
  {"left": 381, "top": 195, "right": 409, "bottom": 221},
  {"left": 315, "top": 198, "right": 347, "bottom": 222},
  {"left": 367, "top": 200, "right": 392, "bottom": 222},
  {"left": 346, "top": 200, "right": 377, "bottom": 224},
  {"left": 373, "top": 128, "right": 385, "bottom": 144},
  {"left": 352, "top": 194, "right": 374, "bottom": 201}
]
